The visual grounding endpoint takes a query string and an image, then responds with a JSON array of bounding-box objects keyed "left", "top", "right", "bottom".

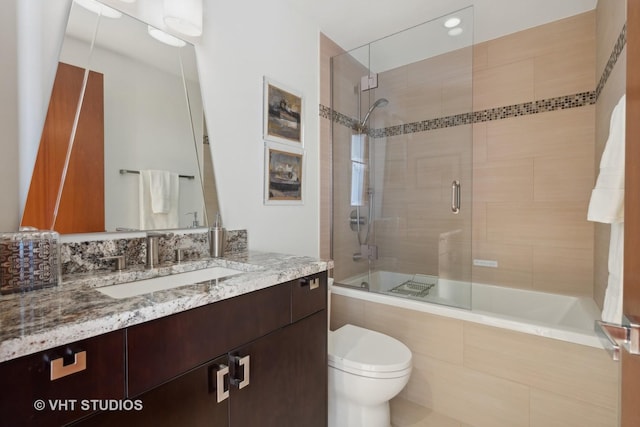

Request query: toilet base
[{"left": 328, "top": 392, "right": 390, "bottom": 427}]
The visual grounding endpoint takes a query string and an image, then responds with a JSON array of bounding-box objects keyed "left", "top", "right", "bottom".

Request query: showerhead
[{"left": 359, "top": 98, "right": 389, "bottom": 130}]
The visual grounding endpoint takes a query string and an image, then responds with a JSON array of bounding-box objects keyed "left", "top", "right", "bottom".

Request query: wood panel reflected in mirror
[{"left": 21, "top": 0, "right": 218, "bottom": 234}]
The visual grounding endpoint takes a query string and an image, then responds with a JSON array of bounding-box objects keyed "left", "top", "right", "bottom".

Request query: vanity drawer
[
  {"left": 291, "top": 271, "right": 327, "bottom": 323},
  {"left": 127, "top": 282, "right": 291, "bottom": 397},
  {"left": 0, "top": 330, "right": 126, "bottom": 427}
]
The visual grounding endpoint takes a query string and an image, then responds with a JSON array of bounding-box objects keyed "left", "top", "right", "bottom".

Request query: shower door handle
[{"left": 451, "top": 180, "right": 461, "bottom": 214}]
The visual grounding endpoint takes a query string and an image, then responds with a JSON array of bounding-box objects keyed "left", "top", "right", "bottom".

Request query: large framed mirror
[{"left": 21, "top": 0, "right": 217, "bottom": 234}]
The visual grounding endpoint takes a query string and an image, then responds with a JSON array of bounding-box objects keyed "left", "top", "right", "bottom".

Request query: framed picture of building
[
  {"left": 264, "top": 142, "right": 304, "bottom": 205},
  {"left": 263, "top": 77, "right": 303, "bottom": 146}
]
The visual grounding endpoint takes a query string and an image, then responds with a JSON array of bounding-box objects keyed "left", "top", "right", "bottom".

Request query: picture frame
[
  {"left": 263, "top": 77, "right": 303, "bottom": 146},
  {"left": 264, "top": 142, "right": 304, "bottom": 205}
]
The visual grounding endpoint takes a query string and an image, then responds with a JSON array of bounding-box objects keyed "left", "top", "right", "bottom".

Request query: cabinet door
[
  {"left": 229, "top": 310, "right": 327, "bottom": 427},
  {"left": 73, "top": 355, "right": 230, "bottom": 427},
  {"left": 0, "top": 330, "right": 125, "bottom": 427},
  {"left": 127, "top": 283, "right": 291, "bottom": 396}
]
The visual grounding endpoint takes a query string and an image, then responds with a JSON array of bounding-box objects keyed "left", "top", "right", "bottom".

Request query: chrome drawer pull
[
  {"left": 301, "top": 277, "right": 320, "bottom": 290},
  {"left": 50, "top": 351, "right": 87, "bottom": 381},
  {"left": 231, "top": 355, "right": 250, "bottom": 389},
  {"left": 216, "top": 365, "right": 229, "bottom": 403}
]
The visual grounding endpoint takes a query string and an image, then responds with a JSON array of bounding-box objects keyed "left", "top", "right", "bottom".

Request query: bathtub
[{"left": 333, "top": 271, "right": 603, "bottom": 348}]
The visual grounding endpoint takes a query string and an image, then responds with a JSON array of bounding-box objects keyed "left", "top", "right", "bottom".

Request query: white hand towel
[
  {"left": 139, "top": 170, "right": 179, "bottom": 229},
  {"left": 587, "top": 94, "right": 625, "bottom": 324}
]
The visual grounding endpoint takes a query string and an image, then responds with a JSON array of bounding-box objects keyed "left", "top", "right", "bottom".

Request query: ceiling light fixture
[
  {"left": 163, "top": 0, "right": 203, "bottom": 37},
  {"left": 147, "top": 25, "right": 187, "bottom": 47},
  {"left": 448, "top": 27, "right": 464, "bottom": 36},
  {"left": 444, "top": 17, "right": 461, "bottom": 28},
  {"left": 73, "top": 0, "right": 122, "bottom": 18}
]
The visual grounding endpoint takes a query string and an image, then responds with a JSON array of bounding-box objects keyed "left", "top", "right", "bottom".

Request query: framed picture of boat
[
  {"left": 264, "top": 142, "right": 304, "bottom": 205},
  {"left": 263, "top": 77, "right": 303, "bottom": 146}
]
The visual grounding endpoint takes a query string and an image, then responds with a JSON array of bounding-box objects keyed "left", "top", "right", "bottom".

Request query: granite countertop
[{"left": 0, "top": 251, "right": 333, "bottom": 363}]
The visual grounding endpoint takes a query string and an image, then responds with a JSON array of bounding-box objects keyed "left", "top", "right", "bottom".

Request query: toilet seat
[{"left": 328, "top": 324, "right": 412, "bottom": 379}]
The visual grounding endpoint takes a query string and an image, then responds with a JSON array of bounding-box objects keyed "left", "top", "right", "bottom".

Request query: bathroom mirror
[{"left": 21, "top": 0, "right": 217, "bottom": 233}]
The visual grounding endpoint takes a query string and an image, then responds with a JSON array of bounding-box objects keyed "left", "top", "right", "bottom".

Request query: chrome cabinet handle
[
  {"left": 451, "top": 180, "right": 461, "bottom": 214},
  {"left": 216, "top": 365, "right": 229, "bottom": 403},
  {"left": 301, "top": 277, "right": 320, "bottom": 290},
  {"left": 50, "top": 351, "right": 87, "bottom": 381},
  {"left": 230, "top": 355, "right": 250, "bottom": 389}
]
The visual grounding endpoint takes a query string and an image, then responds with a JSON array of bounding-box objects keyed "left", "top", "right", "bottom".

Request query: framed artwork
[
  {"left": 263, "top": 77, "right": 303, "bottom": 146},
  {"left": 264, "top": 142, "right": 304, "bottom": 205}
]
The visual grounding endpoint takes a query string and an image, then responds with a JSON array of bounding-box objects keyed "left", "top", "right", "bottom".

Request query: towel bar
[{"left": 119, "top": 169, "right": 195, "bottom": 180}]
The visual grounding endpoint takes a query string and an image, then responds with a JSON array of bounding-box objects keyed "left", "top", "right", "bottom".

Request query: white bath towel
[
  {"left": 587, "top": 94, "right": 625, "bottom": 324},
  {"left": 604, "top": 223, "right": 624, "bottom": 324},
  {"left": 139, "top": 170, "right": 179, "bottom": 229},
  {"left": 587, "top": 94, "right": 625, "bottom": 223}
]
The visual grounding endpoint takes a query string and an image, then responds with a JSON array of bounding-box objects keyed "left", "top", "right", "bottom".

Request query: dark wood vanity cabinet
[
  {"left": 73, "top": 271, "right": 328, "bottom": 427},
  {"left": 0, "top": 330, "right": 126, "bottom": 427}
]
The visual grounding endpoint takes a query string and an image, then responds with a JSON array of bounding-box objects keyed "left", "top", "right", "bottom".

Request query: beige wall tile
[
  {"left": 485, "top": 12, "right": 594, "bottom": 70},
  {"left": 486, "top": 106, "right": 595, "bottom": 161},
  {"left": 532, "top": 246, "right": 593, "bottom": 296},
  {"left": 329, "top": 293, "right": 365, "bottom": 330},
  {"left": 472, "top": 241, "right": 533, "bottom": 289},
  {"left": 486, "top": 201, "right": 593, "bottom": 249},
  {"left": 473, "top": 158, "right": 534, "bottom": 203},
  {"left": 530, "top": 388, "right": 618, "bottom": 427},
  {"left": 534, "top": 39, "right": 595, "bottom": 99},
  {"left": 463, "top": 322, "right": 619, "bottom": 410},
  {"left": 320, "top": 33, "right": 346, "bottom": 106},
  {"left": 533, "top": 152, "right": 594, "bottom": 202},
  {"left": 472, "top": 122, "right": 487, "bottom": 164},
  {"left": 391, "top": 397, "right": 462, "bottom": 427},
  {"left": 473, "top": 58, "right": 534, "bottom": 111},
  {"left": 406, "top": 353, "right": 530, "bottom": 427},
  {"left": 362, "top": 300, "right": 464, "bottom": 364},
  {"left": 472, "top": 202, "right": 487, "bottom": 242},
  {"left": 595, "top": 0, "right": 626, "bottom": 76}
]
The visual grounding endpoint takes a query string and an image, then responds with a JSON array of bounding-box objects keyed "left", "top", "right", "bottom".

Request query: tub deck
[{"left": 334, "top": 271, "right": 602, "bottom": 348}]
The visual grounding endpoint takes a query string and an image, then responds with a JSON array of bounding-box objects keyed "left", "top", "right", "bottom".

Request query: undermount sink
[{"left": 96, "top": 267, "right": 243, "bottom": 299}]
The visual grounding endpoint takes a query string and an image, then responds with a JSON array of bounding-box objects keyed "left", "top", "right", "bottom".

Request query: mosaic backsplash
[{"left": 61, "top": 229, "right": 248, "bottom": 275}]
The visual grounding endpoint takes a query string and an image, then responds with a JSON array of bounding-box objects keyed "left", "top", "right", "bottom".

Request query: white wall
[
  {"left": 0, "top": 0, "right": 69, "bottom": 232},
  {"left": 0, "top": 0, "right": 19, "bottom": 231},
  {"left": 5, "top": 0, "right": 321, "bottom": 257},
  {"left": 198, "top": 0, "right": 320, "bottom": 257}
]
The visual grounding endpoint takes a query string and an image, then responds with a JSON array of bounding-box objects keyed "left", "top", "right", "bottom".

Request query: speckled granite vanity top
[{"left": 0, "top": 251, "right": 332, "bottom": 363}]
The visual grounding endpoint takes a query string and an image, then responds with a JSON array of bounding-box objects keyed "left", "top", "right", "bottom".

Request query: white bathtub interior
[{"left": 334, "top": 271, "right": 602, "bottom": 348}]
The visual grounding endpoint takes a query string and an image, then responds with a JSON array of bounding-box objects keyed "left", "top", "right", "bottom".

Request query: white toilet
[{"left": 328, "top": 323, "right": 412, "bottom": 427}]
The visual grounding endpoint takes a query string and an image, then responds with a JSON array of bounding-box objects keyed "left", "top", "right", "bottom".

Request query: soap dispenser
[{"left": 209, "top": 212, "right": 226, "bottom": 258}]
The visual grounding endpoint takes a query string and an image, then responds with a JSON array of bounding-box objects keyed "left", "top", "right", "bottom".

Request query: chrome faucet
[{"left": 146, "top": 233, "right": 171, "bottom": 269}]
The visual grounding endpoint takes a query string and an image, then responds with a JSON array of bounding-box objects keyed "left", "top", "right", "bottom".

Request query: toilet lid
[{"left": 328, "top": 324, "right": 412, "bottom": 376}]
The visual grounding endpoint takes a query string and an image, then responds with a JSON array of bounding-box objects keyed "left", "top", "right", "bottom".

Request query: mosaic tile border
[
  {"left": 596, "top": 22, "right": 626, "bottom": 99},
  {"left": 321, "top": 23, "right": 626, "bottom": 138}
]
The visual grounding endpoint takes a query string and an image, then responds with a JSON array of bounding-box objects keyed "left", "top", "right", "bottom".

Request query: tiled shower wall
[
  {"left": 594, "top": 0, "right": 627, "bottom": 309},
  {"left": 322, "top": 11, "right": 609, "bottom": 299}
]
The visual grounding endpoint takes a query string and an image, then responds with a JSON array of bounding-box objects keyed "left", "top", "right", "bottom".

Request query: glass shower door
[{"left": 331, "top": 7, "right": 473, "bottom": 310}]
